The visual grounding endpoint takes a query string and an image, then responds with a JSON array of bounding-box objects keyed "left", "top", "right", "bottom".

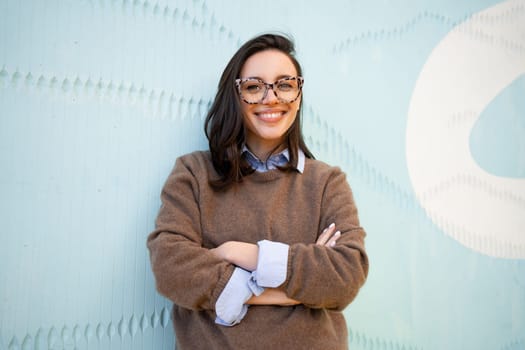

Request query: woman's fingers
[
  {"left": 326, "top": 231, "right": 341, "bottom": 247},
  {"left": 316, "top": 223, "right": 336, "bottom": 246}
]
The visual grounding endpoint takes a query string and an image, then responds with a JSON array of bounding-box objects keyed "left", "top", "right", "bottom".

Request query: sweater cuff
[
  {"left": 253, "top": 240, "right": 289, "bottom": 288},
  {"left": 215, "top": 267, "right": 253, "bottom": 326}
]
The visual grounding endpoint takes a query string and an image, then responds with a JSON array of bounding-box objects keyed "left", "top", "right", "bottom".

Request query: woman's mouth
[{"left": 255, "top": 111, "right": 286, "bottom": 122}]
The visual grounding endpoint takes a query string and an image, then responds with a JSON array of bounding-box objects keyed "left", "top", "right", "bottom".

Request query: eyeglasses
[{"left": 235, "top": 76, "right": 304, "bottom": 104}]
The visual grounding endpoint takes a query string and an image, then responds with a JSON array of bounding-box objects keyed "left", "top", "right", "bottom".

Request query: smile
[{"left": 255, "top": 111, "right": 286, "bottom": 121}]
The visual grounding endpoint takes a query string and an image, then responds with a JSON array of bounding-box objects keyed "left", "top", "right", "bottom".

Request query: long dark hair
[{"left": 204, "top": 33, "right": 314, "bottom": 190}]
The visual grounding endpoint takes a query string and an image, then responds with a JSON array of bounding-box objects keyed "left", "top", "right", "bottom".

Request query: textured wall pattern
[{"left": 1, "top": 1, "right": 524, "bottom": 349}]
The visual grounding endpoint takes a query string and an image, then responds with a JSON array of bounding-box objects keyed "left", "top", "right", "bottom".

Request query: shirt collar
[{"left": 242, "top": 145, "right": 305, "bottom": 174}]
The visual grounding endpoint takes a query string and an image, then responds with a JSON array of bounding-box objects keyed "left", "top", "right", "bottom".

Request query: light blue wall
[{"left": 1, "top": 1, "right": 524, "bottom": 349}]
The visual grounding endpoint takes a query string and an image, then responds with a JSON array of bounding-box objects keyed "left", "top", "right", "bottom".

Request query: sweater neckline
[{"left": 244, "top": 168, "right": 289, "bottom": 182}]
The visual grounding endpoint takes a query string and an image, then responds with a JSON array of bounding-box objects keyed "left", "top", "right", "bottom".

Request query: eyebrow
[{"left": 242, "top": 74, "right": 295, "bottom": 81}]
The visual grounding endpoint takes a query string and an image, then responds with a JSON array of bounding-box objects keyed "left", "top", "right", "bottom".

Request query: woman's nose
[{"left": 262, "top": 86, "right": 279, "bottom": 104}]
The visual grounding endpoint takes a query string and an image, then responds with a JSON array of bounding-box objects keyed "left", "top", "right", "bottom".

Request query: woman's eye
[
  {"left": 244, "top": 83, "right": 263, "bottom": 93},
  {"left": 277, "top": 82, "right": 294, "bottom": 91}
]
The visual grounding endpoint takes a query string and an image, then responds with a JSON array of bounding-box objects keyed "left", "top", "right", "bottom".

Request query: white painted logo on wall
[{"left": 406, "top": 0, "right": 525, "bottom": 258}]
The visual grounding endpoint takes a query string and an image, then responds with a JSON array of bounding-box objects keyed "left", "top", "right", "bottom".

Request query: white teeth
[{"left": 258, "top": 112, "right": 282, "bottom": 119}]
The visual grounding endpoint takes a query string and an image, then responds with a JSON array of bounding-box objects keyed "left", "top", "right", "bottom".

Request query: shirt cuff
[
  {"left": 252, "top": 240, "right": 289, "bottom": 288},
  {"left": 215, "top": 267, "right": 254, "bottom": 327}
]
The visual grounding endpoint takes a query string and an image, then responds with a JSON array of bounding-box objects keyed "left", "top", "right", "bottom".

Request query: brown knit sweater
[{"left": 147, "top": 151, "right": 368, "bottom": 350}]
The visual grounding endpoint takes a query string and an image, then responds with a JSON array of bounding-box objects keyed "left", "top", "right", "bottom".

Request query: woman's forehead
[{"left": 240, "top": 50, "right": 297, "bottom": 80}]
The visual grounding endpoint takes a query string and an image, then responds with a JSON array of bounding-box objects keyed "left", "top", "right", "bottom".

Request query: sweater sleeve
[
  {"left": 147, "top": 156, "right": 234, "bottom": 311},
  {"left": 283, "top": 168, "right": 369, "bottom": 311}
]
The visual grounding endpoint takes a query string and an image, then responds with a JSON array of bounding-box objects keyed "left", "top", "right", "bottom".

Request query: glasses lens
[
  {"left": 274, "top": 78, "right": 301, "bottom": 103},
  {"left": 239, "top": 80, "right": 266, "bottom": 104}
]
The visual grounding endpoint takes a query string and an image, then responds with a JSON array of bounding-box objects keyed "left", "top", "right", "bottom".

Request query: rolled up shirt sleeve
[
  {"left": 215, "top": 267, "right": 262, "bottom": 326},
  {"left": 251, "top": 240, "right": 290, "bottom": 288}
]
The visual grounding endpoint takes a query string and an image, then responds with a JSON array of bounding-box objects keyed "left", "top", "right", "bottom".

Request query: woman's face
[{"left": 239, "top": 49, "right": 301, "bottom": 157}]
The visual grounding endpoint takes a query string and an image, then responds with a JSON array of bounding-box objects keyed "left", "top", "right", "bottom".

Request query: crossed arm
[{"left": 210, "top": 223, "right": 342, "bottom": 306}]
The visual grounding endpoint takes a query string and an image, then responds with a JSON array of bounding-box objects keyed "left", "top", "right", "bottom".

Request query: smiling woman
[
  {"left": 147, "top": 33, "right": 369, "bottom": 350},
  {"left": 203, "top": 34, "right": 314, "bottom": 190}
]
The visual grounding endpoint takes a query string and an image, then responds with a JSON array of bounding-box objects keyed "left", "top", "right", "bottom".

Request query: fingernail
[
  {"left": 330, "top": 241, "right": 336, "bottom": 247},
  {"left": 322, "top": 228, "right": 327, "bottom": 234},
  {"left": 329, "top": 223, "right": 335, "bottom": 228},
  {"left": 335, "top": 231, "right": 341, "bottom": 237}
]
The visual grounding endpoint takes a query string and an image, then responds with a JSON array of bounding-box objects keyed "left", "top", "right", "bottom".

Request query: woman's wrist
[{"left": 246, "top": 288, "right": 300, "bottom": 306}]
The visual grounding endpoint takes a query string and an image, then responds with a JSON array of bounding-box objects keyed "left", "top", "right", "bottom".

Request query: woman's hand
[
  {"left": 316, "top": 223, "right": 341, "bottom": 247},
  {"left": 210, "top": 241, "right": 259, "bottom": 271}
]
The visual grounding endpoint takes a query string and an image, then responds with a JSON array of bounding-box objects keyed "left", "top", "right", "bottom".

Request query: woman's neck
[{"left": 245, "top": 141, "right": 286, "bottom": 161}]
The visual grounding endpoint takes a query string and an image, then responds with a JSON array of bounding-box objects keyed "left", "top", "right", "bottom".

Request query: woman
[{"left": 147, "top": 33, "right": 368, "bottom": 350}]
